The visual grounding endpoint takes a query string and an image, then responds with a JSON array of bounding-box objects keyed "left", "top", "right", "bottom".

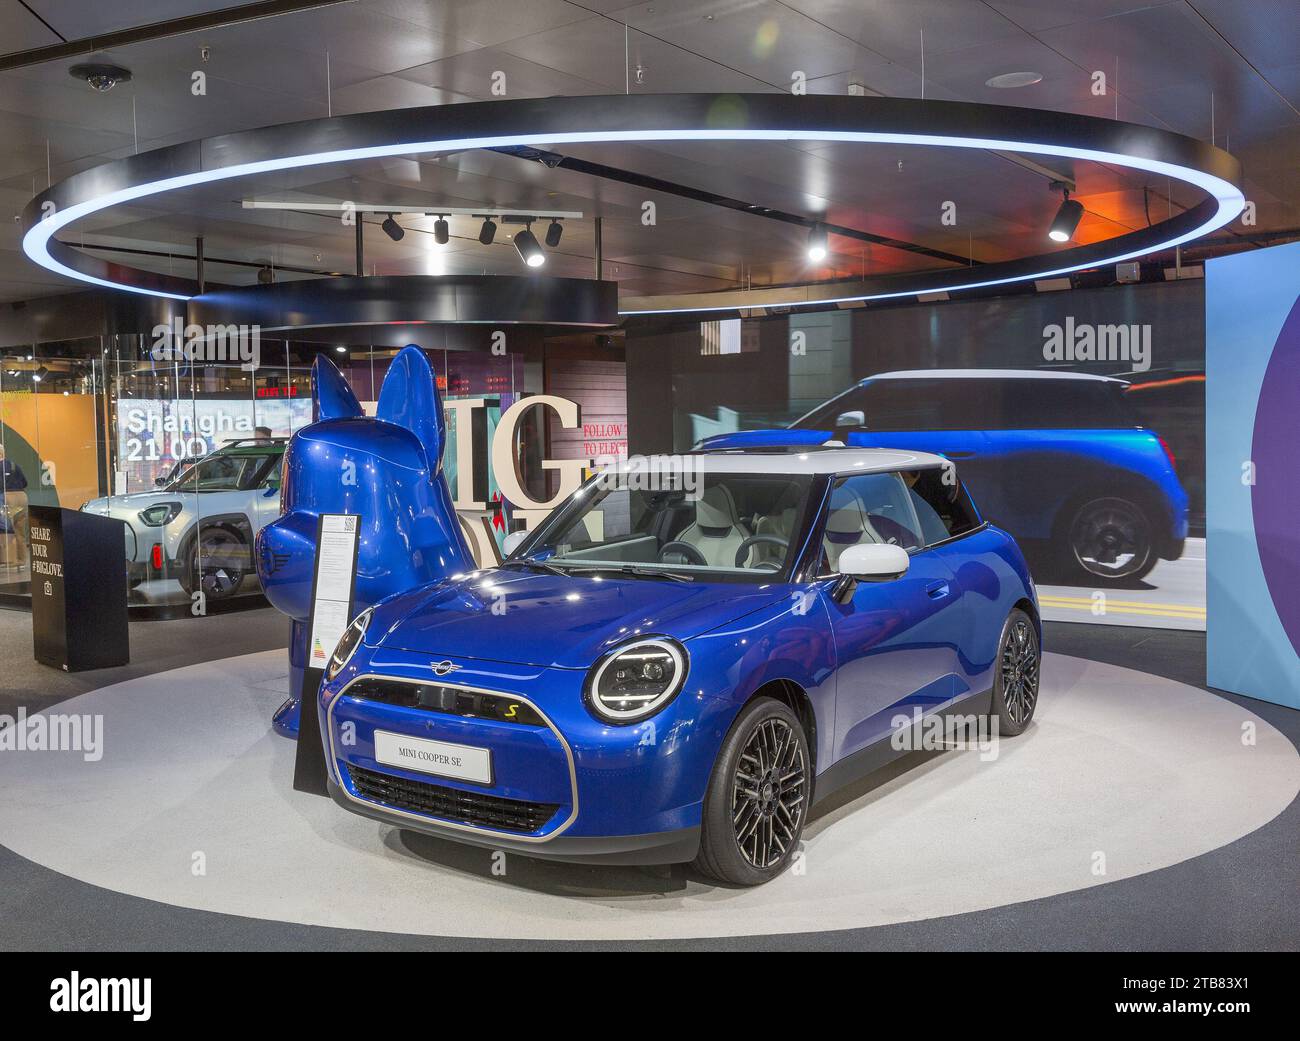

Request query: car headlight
[
  {"left": 585, "top": 637, "right": 688, "bottom": 724},
  {"left": 138, "top": 502, "right": 182, "bottom": 527},
  {"left": 326, "top": 607, "right": 373, "bottom": 681}
]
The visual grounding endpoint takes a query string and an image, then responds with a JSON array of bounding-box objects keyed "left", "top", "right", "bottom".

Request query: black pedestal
[
  {"left": 293, "top": 665, "right": 330, "bottom": 796},
  {"left": 30, "top": 505, "right": 129, "bottom": 672}
]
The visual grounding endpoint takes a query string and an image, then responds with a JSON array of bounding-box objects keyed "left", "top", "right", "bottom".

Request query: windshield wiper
[
  {"left": 566, "top": 564, "right": 695, "bottom": 583},
  {"left": 497, "top": 558, "right": 568, "bottom": 577}
]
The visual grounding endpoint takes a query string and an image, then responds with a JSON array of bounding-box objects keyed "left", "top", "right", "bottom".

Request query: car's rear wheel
[
  {"left": 1064, "top": 495, "right": 1156, "bottom": 583},
  {"left": 178, "top": 527, "right": 247, "bottom": 600},
  {"left": 992, "top": 609, "right": 1041, "bottom": 737},
  {"left": 695, "top": 697, "right": 809, "bottom": 886}
]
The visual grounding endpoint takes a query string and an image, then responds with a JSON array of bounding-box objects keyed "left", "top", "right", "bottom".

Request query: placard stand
[
  {"left": 30, "top": 505, "right": 129, "bottom": 672},
  {"left": 294, "top": 514, "right": 360, "bottom": 796}
]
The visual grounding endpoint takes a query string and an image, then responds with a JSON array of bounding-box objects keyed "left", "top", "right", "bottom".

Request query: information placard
[{"left": 295, "top": 513, "right": 360, "bottom": 796}]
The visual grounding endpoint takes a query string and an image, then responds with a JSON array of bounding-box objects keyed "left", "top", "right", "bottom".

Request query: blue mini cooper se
[{"left": 320, "top": 447, "right": 1041, "bottom": 886}]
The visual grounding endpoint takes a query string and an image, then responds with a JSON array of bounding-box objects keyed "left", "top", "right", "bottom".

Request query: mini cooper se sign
[{"left": 374, "top": 730, "right": 493, "bottom": 786}]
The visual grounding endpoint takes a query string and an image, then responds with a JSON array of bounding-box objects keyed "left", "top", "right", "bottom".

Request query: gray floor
[
  {"left": 0, "top": 608, "right": 1295, "bottom": 951},
  {"left": 0, "top": 600, "right": 290, "bottom": 719}
]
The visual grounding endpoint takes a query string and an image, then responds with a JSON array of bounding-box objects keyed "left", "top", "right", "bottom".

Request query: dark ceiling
[{"left": 1, "top": 0, "right": 1296, "bottom": 304}]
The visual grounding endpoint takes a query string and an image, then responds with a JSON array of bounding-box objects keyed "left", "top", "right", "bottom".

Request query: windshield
[
  {"left": 167, "top": 450, "right": 280, "bottom": 493},
  {"left": 515, "top": 471, "right": 813, "bottom": 583}
]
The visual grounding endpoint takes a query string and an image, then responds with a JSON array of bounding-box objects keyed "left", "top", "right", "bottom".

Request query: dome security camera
[{"left": 69, "top": 63, "right": 133, "bottom": 93}]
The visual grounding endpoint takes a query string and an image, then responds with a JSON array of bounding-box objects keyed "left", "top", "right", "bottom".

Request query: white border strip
[{"left": 23, "top": 129, "right": 1244, "bottom": 307}]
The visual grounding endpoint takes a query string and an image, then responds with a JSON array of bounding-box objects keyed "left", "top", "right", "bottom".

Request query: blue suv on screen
[{"left": 700, "top": 370, "right": 1187, "bottom": 583}]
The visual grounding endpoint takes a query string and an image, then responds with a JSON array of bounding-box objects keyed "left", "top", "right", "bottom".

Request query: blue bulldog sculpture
[{"left": 257, "top": 344, "right": 475, "bottom": 736}]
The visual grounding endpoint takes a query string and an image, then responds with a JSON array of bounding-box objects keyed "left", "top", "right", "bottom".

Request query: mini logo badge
[{"left": 431, "top": 660, "right": 460, "bottom": 677}]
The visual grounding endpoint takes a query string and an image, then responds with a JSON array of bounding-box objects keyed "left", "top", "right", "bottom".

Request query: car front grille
[
  {"left": 344, "top": 677, "right": 547, "bottom": 727},
  {"left": 347, "top": 765, "right": 560, "bottom": 834}
]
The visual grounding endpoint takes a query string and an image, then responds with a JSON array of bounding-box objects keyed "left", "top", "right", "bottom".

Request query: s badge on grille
[{"left": 431, "top": 660, "right": 460, "bottom": 677}]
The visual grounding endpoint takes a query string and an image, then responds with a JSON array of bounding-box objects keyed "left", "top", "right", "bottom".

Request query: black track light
[
  {"left": 807, "top": 223, "right": 828, "bottom": 262},
  {"left": 433, "top": 216, "right": 449, "bottom": 244},
  {"left": 478, "top": 218, "right": 497, "bottom": 245},
  {"left": 1048, "top": 186, "right": 1083, "bottom": 243},
  {"left": 381, "top": 213, "right": 404, "bottom": 241},
  {"left": 544, "top": 219, "right": 563, "bottom": 247},
  {"left": 513, "top": 227, "right": 545, "bottom": 267}
]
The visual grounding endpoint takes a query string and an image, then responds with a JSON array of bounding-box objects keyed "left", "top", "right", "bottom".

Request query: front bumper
[
  {"left": 326, "top": 776, "right": 700, "bottom": 864},
  {"left": 320, "top": 646, "right": 733, "bottom": 864}
]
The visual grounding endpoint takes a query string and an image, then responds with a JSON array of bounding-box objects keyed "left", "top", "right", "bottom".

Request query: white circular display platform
[{"left": 0, "top": 650, "right": 1295, "bottom": 940}]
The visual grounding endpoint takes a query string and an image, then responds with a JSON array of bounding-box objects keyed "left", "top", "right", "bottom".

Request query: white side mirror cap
[
  {"left": 501, "top": 530, "right": 527, "bottom": 556},
  {"left": 838, "top": 542, "right": 909, "bottom": 581},
  {"left": 835, "top": 409, "right": 865, "bottom": 427}
]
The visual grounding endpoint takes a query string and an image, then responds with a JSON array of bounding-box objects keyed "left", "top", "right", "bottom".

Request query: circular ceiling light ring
[{"left": 20, "top": 94, "right": 1244, "bottom": 307}]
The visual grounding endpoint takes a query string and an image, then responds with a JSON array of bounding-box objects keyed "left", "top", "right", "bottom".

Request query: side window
[
  {"left": 258, "top": 454, "right": 284, "bottom": 489},
  {"left": 820, "top": 473, "right": 924, "bottom": 573},
  {"left": 903, "top": 468, "right": 982, "bottom": 544}
]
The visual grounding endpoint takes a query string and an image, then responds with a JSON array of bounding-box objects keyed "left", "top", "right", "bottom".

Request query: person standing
[{"left": 0, "top": 442, "right": 30, "bottom": 572}]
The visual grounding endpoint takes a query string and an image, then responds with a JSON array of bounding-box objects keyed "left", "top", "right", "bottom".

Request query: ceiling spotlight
[
  {"left": 31, "top": 365, "right": 49, "bottom": 384},
  {"left": 514, "top": 227, "right": 546, "bottom": 267},
  {"left": 433, "top": 216, "right": 449, "bottom": 244},
  {"left": 1048, "top": 184, "right": 1084, "bottom": 243},
  {"left": 69, "top": 62, "right": 132, "bottom": 93},
  {"left": 333, "top": 345, "right": 347, "bottom": 354},
  {"left": 478, "top": 218, "right": 497, "bottom": 245},
  {"left": 544, "top": 219, "right": 563, "bottom": 248},
  {"left": 807, "top": 223, "right": 828, "bottom": 262},
  {"left": 381, "top": 213, "right": 404, "bottom": 241}
]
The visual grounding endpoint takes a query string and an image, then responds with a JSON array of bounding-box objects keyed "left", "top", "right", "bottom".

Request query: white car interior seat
[
  {"left": 822, "top": 487, "right": 883, "bottom": 572},
  {"left": 675, "top": 484, "right": 752, "bottom": 568}
]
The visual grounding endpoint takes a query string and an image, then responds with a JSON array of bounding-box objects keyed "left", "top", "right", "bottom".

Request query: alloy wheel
[
  {"left": 731, "top": 716, "right": 807, "bottom": 869},
  {"left": 196, "top": 530, "right": 246, "bottom": 598},
  {"left": 1000, "top": 618, "right": 1040, "bottom": 727},
  {"left": 1068, "top": 497, "right": 1151, "bottom": 579}
]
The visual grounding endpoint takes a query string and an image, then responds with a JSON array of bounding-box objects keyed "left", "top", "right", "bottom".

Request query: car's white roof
[
  {"left": 610, "top": 447, "right": 950, "bottom": 477},
  {"left": 867, "top": 368, "right": 1127, "bottom": 384}
]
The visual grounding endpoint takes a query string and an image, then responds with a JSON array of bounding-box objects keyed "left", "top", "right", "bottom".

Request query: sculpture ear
[
  {"left": 312, "top": 354, "right": 363, "bottom": 420},
  {"left": 376, "top": 344, "right": 446, "bottom": 470}
]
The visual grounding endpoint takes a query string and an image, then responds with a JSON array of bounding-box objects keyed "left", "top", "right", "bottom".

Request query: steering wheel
[
  {"left": 734, "top": 534, "right": 790, "bottom": 570},
  {"left": 658, "top": 540, "right": 708, "bottom": 565}
]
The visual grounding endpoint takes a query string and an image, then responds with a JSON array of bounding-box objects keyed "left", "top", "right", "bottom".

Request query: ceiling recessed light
[{"left": 986, "top": 71, "right": 1043, "bottom": 89}]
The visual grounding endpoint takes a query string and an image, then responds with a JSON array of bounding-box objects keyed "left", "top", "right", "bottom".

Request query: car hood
[
  {"left": 82, "top": 492, "right": 183, "bottom": 516},
  {"left": 372, "top": 568, "right": 790, "bottom": 670}
]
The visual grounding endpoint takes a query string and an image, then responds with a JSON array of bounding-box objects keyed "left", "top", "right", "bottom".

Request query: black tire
[
  {"left": 991, "top": 609, "right": 1041, "bottom": 737},
  {"left": 178, "top": 526, "right": 248, "bottom": 601},
  {"left": 1060, "top": 495, "right": 1157, "bottom": 584},
  {"left": 695, "top": 697, "right": 810, "bottom": 886}
]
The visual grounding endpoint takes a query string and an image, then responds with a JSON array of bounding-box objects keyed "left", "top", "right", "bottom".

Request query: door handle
[{"left": 925, "top": 580, "right": 950, "bottom": 599}]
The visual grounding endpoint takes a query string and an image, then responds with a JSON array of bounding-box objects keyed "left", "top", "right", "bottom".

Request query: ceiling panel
[
  {"left": 0, "top": 0, "right": 1293, "bottom": 304},
  {"left": 25, "top": 0, "right": 236, "bottom": 39}
]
